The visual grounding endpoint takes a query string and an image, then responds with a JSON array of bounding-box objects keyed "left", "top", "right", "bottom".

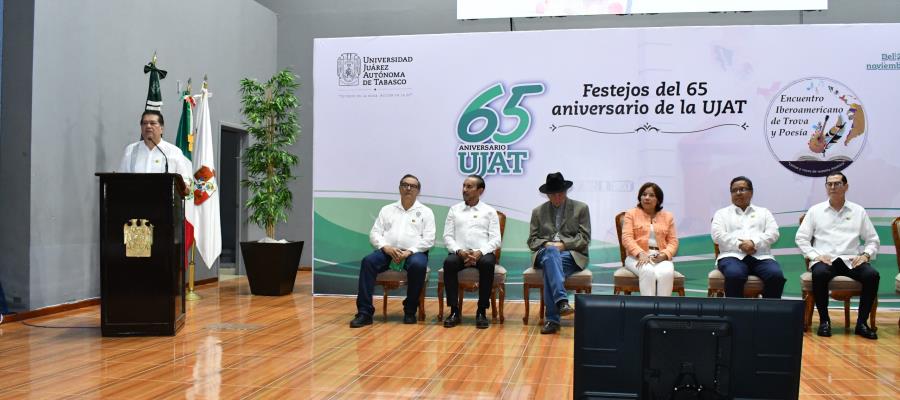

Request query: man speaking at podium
[{"left": 118, "top": 110, "right": 193, "bottom": 193}]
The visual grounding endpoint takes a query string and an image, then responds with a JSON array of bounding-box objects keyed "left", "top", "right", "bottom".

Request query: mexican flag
[
  {"left": 175, "top": 90, "right": 197, "bottom": 264},
  {"left": 175, "top": 90, "right": 195, "bottom": 160},
  {"left": 192, "top": 87, "right": 222, "bottom": 267}
]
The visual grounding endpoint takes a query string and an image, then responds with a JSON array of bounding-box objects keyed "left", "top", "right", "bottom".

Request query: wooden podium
[{"left": 96, "top": 173, "right": 185, "bottom": 336}]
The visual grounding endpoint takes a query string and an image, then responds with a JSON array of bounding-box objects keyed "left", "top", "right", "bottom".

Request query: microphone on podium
[
  {"left": 145, "top": 137, "right": 170, "bottom": 173},
  {"left": 156, "top": 143, "right": 170, "bottom": 174}
]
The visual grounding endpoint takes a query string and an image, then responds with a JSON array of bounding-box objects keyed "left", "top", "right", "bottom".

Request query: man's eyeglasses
[
  {"left": 399, "top": 183, "right": 420, "bottom": 190},
  {"left": 825, "top": 182, "right": 845, "bottom": 188},
  {"left": 730, "top": 188, "right": 751, "bottom": 194}
]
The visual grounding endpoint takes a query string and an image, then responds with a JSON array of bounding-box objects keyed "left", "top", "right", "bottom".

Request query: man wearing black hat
[{"left": 527, "top": 172, "right": 592, "bottom": 334}]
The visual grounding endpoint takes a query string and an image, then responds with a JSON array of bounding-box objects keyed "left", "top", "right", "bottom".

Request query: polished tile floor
[{"left": 0, "top": 272, "right": 898, "bottom": 399}]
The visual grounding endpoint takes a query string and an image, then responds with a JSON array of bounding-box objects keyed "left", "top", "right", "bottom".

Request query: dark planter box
[{"left": 240, "top": 241, "right": 304, "bottom": 296}]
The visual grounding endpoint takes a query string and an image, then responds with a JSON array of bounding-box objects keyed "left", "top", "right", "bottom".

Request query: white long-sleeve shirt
[
  {"left": 369, "top": 200, "right": 436, "bottom": 254},
  {"left": 711, "top": 203, "right": 780, "bottom": 261},
  {"left": 443, "top": 201, "right": 501, "bottom": 255},
  {"left": 795, "top": 200, "right": 880, "bottom": 268},
  {"left": 118, "top": 139, "right": 193, "bottom": 184}
]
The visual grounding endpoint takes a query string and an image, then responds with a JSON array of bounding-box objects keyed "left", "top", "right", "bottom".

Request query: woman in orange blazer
[{"left": 621, "top": 182, "right": 679, "bottom": 296}]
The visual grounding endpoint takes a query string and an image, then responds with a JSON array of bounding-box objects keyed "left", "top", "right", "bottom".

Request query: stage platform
[{"left": 0, "top": 272, "right": 898, "bottom": 399}]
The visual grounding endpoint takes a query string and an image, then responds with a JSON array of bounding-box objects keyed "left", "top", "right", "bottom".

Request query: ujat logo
[
  {"left": 337, "top": 53, "right": 361, "bottom": 86},
  {"left": 456, "top": 82, "right": 545, "bottom": 176}
]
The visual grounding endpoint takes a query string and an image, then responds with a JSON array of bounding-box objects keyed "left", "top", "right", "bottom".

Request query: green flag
[
  {"left": 175, "top": 89, "right": 195, "bottom": 160},
  {"left": 143, "top": 58, "right": 167, "bottom": 111}
]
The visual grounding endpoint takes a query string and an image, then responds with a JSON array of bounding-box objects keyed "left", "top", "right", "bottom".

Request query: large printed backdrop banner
[{"left": 313, "top": 24, "right": 900, "bottom": 303}]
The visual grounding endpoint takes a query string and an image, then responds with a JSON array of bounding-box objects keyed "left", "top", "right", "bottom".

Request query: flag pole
[{"left": 187, "top": 243, "right": 201, "bottom": 301}]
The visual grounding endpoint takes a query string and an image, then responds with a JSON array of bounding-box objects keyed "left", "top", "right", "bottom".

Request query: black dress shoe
[
  {"left": 403, "top": 313, "right": 417, "bottom": 324},
  {"left": 475, "top": 311, "right": 490, "bottom": 329},
  {"left": 816, "top": 320, "right": 831, "bottom": 337},
  {"left": 540, "top": 320, "right": 561, "bottom": 334},
  {"left": 349, "top": 313, "right": 373, "bottom": 328},
  {"left": 558, "top": 301, "right": 574, "bottom": 317},
  {"left": 443, "top": 311, "right": 461, "bottom": 328},
  {"left": 854, "top": 323, "right": 878, "bottom": 340}
]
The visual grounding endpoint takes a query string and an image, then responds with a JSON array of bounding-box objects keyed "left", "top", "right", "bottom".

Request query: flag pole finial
[
  {"left": 187, "top": 77, "right": 193, "bottom": 93},
  {"left": 203, "top": 74, "right": 209, "bottom": 90},
  {"left": 151, "top": 51, "right": 158, "bottom": 66}
]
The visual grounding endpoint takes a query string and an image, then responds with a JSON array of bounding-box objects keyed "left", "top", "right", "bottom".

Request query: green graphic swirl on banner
[{"left": 313, "top": 197, "right": 899, "bottom": 302}]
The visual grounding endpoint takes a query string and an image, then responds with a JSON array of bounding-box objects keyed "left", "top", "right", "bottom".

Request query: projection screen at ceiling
[{"left": 457, "top": 0, "right": 828, "bottom": 19}]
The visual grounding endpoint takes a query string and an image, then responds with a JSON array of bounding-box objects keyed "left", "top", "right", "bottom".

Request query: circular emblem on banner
[{"left": 764, "top": 77, "right": 867, "bottom": 177}]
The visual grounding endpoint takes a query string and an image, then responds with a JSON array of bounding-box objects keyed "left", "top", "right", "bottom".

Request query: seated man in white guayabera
[
  {"left": 441, "top": 174, "right": 501, "bottom": 330},
  {"left": 796, "top": 172, "right": 880, "bottom": 340},
  {"left": 711, "top": 176, "right": 785, "bottom": 298},
  {"left": 350, "top": 174, "right": 436, "bottom": 328}
]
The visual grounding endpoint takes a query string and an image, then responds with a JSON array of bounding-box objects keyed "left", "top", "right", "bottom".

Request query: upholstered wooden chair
[
  {"left": 707, "top": 243, "right": 765, "bottom": 298},
  {"left": 436, "top": 210, "right": 508, "bottom": 323},
  {"left": 375, "top": 268, "right": 429, "bottom": 322},
  {"left": 798, "top": 213, "right": 877, "bottom": 332},
  {"left": 613, "top": 211, "right": 685, "bottom": 296},
  {"left": 892, "top": 217, "right": 899, "bottom": 328},
  {"left": 896, "top": 273, "right": 900, "bottom": 328},
  {"left": 521, "top": 214, "right": 594, "bottom": 325},
  {"left": 521, "top": 265, "right": 592, "bottom": 325}
]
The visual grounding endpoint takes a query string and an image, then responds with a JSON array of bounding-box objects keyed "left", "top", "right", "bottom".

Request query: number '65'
[{"left": 457, "top": 83, "right": 545, "bottom": 145}]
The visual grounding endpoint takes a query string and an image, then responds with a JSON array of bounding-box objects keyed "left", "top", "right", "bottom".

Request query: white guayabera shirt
[
  {"left": 369, "top": 200, "right": 436, "bottom": 254},
  {"left": 118, "top": 138, "right": 193, "bottom": 185},
  {"left": 795, "top": 200, "right": 880, "bottom": 268},
  {"left": 443, "top": 201, "right": 501, "bottom": 255},
  {"left": 712, "top": 203, "right": 780, "bottom": 261}
]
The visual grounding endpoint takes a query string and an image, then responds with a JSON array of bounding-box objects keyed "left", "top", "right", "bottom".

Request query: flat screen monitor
[{"left": 573, "top": 295, "right": 804, "bottom": 399}]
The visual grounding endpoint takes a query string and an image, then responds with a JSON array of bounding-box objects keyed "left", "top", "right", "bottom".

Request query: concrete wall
[
  {"left": 255, "top": 0, "right": 900, "bottom": 269},
  {"left": 10, "top": 0, "right": 276, "bottom": 310}
]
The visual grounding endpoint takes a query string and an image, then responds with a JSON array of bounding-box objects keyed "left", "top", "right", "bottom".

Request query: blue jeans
[
  {"left": 534, "top": 247, "right": 580, "bottom": 323},
  {"left": 355, "top": 249, "right": 428, "bottom": 317},
  {"left": 717, "top": 256, "right": 785, "bottom": 298}
]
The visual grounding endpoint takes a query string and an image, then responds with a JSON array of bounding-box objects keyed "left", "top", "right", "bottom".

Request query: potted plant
[{"left": 239, "top": 69, "right": 303, "bottom": 296}]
